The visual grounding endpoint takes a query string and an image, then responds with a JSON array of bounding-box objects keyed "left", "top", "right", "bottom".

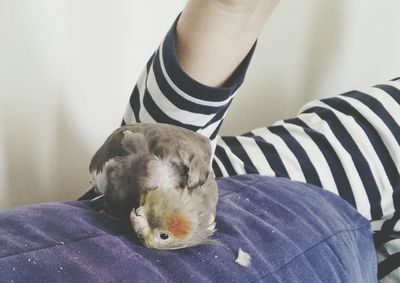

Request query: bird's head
[{"left": 130, "top": 175, "right": 218, "bottom": 250}]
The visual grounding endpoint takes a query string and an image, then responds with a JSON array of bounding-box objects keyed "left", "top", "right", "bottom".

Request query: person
[{"left": 119, "top": 0, "right": 399, "bottom": 279}]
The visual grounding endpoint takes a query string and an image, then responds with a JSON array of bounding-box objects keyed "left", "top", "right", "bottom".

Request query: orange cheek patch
[{"left": 167, "top": 214, "right": 192, "bottom": 239}]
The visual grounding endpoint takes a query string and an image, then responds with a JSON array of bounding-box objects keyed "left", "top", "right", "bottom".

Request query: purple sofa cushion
[{"left": 0, "top": 175, "right": 376, "bottom": 282}]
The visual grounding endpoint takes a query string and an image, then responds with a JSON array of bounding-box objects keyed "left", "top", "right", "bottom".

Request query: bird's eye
[{"left": 159, "top": 232, "right": 170, "bottom": 240}]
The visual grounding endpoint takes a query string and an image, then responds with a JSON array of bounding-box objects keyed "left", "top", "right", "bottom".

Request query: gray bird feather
[{"left": 89, "top": 123, "right": 214, "bottom": 220}]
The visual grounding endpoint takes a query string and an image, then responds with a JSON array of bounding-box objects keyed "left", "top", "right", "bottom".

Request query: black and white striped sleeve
[
  {"left": 122, "top": 16, "right": 255, "bottom": 151},
  {"left": 213, "top": 78, "right": 400, "bottom": 227}
]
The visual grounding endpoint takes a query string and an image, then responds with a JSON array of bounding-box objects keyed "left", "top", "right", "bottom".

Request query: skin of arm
[{"left": 176, "top": 0, "right": 281, "bottom": 87}]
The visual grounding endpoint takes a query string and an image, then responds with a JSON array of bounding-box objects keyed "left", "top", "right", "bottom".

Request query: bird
[
  {"left": 131, "top": 171, "right": 218, "bottom": 250},
  {"left": 88, "top": 123, "right": 219, "bottom": 249}
]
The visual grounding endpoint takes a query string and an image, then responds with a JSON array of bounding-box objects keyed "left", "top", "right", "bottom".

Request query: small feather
[{"left": 235, "top": 248, "right": 251, "bottom": 267}]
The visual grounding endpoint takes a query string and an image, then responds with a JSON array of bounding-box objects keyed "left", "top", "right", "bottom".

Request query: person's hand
[{"left": 176, "top": 0, "right": 281, "bottom": 87}]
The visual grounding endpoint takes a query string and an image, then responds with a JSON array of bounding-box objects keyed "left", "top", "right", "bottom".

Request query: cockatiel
[{"left": 89, "top": 123, "right": 218, "bottom": 249}]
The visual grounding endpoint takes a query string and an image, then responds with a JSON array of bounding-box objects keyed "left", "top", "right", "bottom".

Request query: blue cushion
[{"left": 0, "top": 175, "right": 377, "bottom": 282}]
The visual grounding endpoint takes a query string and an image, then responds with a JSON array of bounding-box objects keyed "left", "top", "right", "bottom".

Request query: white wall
[
  {"left": 0, "top": 0, "right": 399, "bottom": 210},
  {"left": 225, "top": 0, "right": 400, "bottom": 134}
]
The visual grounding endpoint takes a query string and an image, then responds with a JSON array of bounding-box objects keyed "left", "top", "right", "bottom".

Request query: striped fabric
[
  {"left": 122, "top": 16, "right": 256, "bottom": 151},
  {"left": 215, "top": 82, "right": 400, "bottom": 226},
  {"left": 375, "top": 232, "right": 400, "bottom": 280},
  {"left": 123, "top": 18, "right": 400, "bottom": 280}
]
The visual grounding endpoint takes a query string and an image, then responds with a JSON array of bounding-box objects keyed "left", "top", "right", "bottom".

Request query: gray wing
[
  {"left": 89, "top": 126, "right": 149, "bottom": 175},
  {"left": 89, "top": 123, "right": 214, "bottom": 219},
  {"left": 89, "top": 126, "right": 151, "bottom": 218}
]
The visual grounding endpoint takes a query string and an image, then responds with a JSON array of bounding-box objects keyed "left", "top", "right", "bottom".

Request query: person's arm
[
  {"left": 176, "top": 0, "right": 280, "bottom": 87},
  {"left": 123, "top": 0, "right": 280, "bottom": 148}
]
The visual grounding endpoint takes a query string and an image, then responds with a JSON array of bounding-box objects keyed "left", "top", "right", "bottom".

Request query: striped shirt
[
  {"left": 122, "top": 18, "right": 400, "bottom": 236},
  {"left": 120, "top": 16, "right": 400, "bottom": 280}
]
